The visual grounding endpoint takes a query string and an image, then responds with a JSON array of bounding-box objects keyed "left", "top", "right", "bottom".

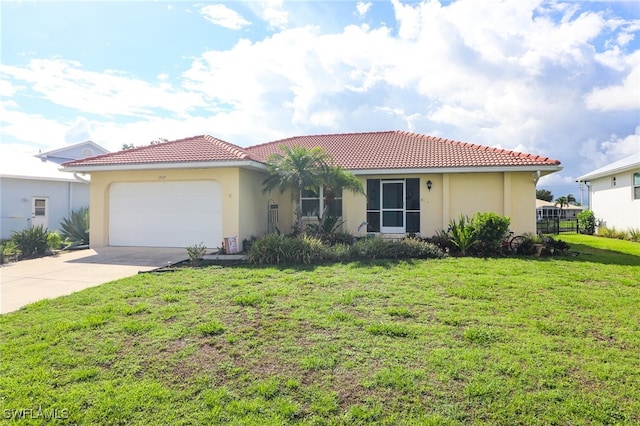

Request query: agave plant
[{"left": 59, "top": 207, "right": 90, "bottom": 246}]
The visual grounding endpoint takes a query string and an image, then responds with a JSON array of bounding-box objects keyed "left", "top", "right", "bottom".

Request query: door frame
[
  {"left": 31, "top": 197, "right": 49, "bottom": 229},
  {"left": 380, "top": 180, "right": 405, "bottom": 233}
]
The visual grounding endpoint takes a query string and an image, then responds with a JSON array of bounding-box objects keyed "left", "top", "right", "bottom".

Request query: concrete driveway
[{"left": 0, "top": 247, "right": 187, "bottom": 314}]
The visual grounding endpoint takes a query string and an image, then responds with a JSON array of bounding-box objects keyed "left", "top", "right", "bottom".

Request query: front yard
[{"left": 1, "top": 235, "right": 639, "bottom": 424}]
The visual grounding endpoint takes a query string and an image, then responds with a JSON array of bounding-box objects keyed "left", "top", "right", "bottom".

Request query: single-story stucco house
[
  {"left": 535, "top": 199, "right": 583, "bottom": 220},
  {"left": 0, "top": 141, "right": 109, "bottom": 239},
  {"left": 61, "top": 131, "right": 562, "bottom": 249},
  {"left": 576, "top": 152, "right": 640, "bottom": 231}
]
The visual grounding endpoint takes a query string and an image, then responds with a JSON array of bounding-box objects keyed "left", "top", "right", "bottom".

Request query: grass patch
[{"left": 0, "top": 235, "right": 638, "bottom": 424}]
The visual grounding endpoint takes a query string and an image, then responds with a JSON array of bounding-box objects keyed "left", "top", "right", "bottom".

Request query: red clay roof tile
[
  {"left": 247, "top": 131, "right": 561, "bottom": 169},
  {"left": 63, "top": 130, "right": 561, "bottom": 170},
  {"left": 64, "top": 135, "right": 250, "bottom": 166}
]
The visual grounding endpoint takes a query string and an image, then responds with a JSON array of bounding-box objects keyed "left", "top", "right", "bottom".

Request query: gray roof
[{"left": 576, "top": 152, "right": 640, "bottom": 182}]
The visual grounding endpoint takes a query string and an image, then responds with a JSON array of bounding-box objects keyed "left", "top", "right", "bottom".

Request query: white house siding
[
  {"left": 0, "top": 177, "right": 89, "bottom": 239},
  {"left": 589, "top": 173, "right": 640, "bottom": 231}
]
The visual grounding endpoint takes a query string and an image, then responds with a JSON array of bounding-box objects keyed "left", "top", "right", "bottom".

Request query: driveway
[{"left": 0, "top": 247, "right": 187, "bottom": 314}]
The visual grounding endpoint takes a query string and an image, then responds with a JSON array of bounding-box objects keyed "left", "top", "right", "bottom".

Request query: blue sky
[{"left": 1, "top": 0, "right": 639, "bottom": 201}]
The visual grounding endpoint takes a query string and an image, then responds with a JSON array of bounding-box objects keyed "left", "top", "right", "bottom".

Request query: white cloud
[
  {"left": 584, "top": 64, "right": 640, "bottom": 111},
  {"left": 356, "top": 2, "right": 372, "bottom": 18},
  {"left": 65, "top": 117, "right": 93, "bottom": 143},
  {"left": 1, "top": 0, "right": 637, "bottom": 202},
  {"left": 261, "top": 0, "right": 289, "bottom": 30},
  {"left": 200, "top": 4, "right": 250, "bottom": 30},
  {"left": 1, "top": 59, "right": 208, "bottom": 118}
]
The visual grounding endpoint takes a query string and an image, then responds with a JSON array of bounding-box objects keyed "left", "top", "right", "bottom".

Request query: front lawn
[{"left": 1, "top": 235, "right": 639, "bottom": 424}]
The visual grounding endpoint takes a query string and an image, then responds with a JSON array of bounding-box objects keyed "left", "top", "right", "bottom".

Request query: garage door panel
[{"left": 109, "top": 181, "right": 222, "bottom": 248}]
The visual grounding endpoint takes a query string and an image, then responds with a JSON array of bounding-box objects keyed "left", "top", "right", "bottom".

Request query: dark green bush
[
  {"left": 447, "top": 215, "right": 477, "bottom": 256},
  {"left": 60, "top": 207, "right": 90, "bottom": 246},
  {"left": 247, "top": 235, "right": 444, "bottom": 264},
  {"left": 542, "top": 236, "right": 570, "bottom": 255},
  {"left": 11, "top": 225, "right": 50, "bottom": 258},
  {"left": 473, "top": 212, "right": 511, "bottom": 255},
  {"left": 319, "top": 231, "right": 354, "bottom": 246},
  {"left": 577, "top": 210, "right": 596, "bottom": 235},
  {"left": 396, "top": 238, "right": 446, "bottom": 259},
  {"left": 1, "top": 240, "right": 21, "bottom": 262},
  {"left": 425, "top": 230, "right": 456, "bottom": 254},
  {"left": 247, "top": 234, "right": 327, "bottom": 264}
]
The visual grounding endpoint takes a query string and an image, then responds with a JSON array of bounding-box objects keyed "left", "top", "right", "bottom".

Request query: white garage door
[{"left": 109, "top": 181, "right": 222, "bottom": 248}]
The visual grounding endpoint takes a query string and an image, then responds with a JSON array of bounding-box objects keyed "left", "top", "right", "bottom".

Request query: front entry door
[
  {"left": 381, "top": 181, "right": 405, "bottom": 233},
  {"left": 32, "top": 197, "right": 49, "bottom": 229}
]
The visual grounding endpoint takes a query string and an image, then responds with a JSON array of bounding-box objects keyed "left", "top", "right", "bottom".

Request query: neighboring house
[
  {"left": 34, "top": 141, "right": 109, "bottom": 165},
  {"left": 62, "top": 131, "right": 562, "bottom": 249},
  {"left": 0, "top": 141, "right": 109, "bottom": 240},
  {"left": 536, "top": 199, "right": 583, "bottom": 220},
  {"left": 576, "top": 152, "right": 640, "bottom": 231}
]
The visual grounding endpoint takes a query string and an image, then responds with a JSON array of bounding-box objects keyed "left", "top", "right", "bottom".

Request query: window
[
  {"left": 301, "top": 186, "right": 342, "bottom": 217},
  {"left": 612, "top": 176, "right": 617, "bottom": 187},
  {"left": 34, "top": 199, "right": 46, "bottom": 216},
  {"left": 634, "top": 173, "right": 640, "bottom": 200}
]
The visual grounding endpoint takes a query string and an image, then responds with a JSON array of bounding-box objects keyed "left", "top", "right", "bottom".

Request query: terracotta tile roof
[
  {"left": 63, "top": 135, "right": 250, "bottom": 167},
  {"left": 247, "top": 131, "right": 561, "bottom": 169},
  {"left": 63, "top": 130, "right": 560, "bottom": 170}
]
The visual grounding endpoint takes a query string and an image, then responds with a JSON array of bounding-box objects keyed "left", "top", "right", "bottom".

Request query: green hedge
[{"left": 247, "top": 235, "right": 445, "bottom": 265}]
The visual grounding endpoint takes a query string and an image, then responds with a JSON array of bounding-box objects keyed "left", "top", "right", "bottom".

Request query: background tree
[
  {"left": 536, "top": 189, "right": 553, "bottom": 202},
  {"left": 121, "top": 138, "right": 168, "bottom": 151},
  {"left": 554, "top": 194, "right": 576, "bottom": 210},
  {"left": 262, "top": 145, "right": 330, "bottom": 230}
]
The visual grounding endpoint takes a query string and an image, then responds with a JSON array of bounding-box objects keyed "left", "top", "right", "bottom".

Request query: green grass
[{"left": 1, "top": 235, "right": 639, "bottom": 424}]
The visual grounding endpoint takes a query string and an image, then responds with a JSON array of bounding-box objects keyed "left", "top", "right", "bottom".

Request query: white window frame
[
  {"left": 300, "top": 186, "right": 342, "bottom": 218},
  {"left": 633, "top": 172, "right": 640, "bottom": 200}
]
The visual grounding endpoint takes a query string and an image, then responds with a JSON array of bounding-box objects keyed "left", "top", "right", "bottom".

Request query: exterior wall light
[{"left": 426, "top": 180, "right": 432, "bottom": 191}]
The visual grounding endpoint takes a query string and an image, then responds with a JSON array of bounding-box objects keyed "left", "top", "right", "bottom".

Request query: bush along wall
[{"left": 247, "top": 234, "right": 445, "bottom": 265}]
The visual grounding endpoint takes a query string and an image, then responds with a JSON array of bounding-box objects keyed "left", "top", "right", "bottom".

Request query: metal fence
[{"left": 536, "top": 218, "right": 579, "bottom": 235}]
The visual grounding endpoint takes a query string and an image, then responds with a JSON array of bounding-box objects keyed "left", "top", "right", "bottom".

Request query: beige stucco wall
[
  {"left": 238, "top": 168, "right": 295, "bottom": 244},
  {"left": 88, "top": 168, "right": 247, "bottom": 248},
  {"left": 88, "top": 168, "right": 537, "bottom": 248},
  {"left": 344, "top": 171, "right": 537, "bottom": 237}
]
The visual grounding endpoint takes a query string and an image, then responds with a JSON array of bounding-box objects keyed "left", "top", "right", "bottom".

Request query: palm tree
[
  {"left": 554, "top": 194, "right": 576, "bottom": 209},
  {"left": 317, "top": 165, "right": 365, "bottom": 230},
  {"left": 262, "top": 145, "right": 331, "bottom": 229}
]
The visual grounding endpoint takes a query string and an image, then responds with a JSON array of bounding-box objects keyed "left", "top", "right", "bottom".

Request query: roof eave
[
  {"left": 61, "top": 159, "right": 268, "bottom": 173},
  {"left": 350, "top": 164, "right": 562, "bottom": 176},
  {"left": 577, "top": 163, "right": 640, "bottom": 182},
  {"left": 0, "top": 173, "right": 89, "bottom": 183}
]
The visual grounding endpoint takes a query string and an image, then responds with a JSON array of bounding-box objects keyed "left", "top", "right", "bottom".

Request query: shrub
[
  {"left": 247, "top": 234, "right": 327, "bottom": 264},
  {"left": 597, "top": 226, "right": 626, "bottom": 240},
  {"left": 577, "top": 210, "right": 596, "bottom": 235},
  {"left": 60, "top": 207, "right": 90, "bottom": 246},
  {"left": 540, "top": 235, "right": 570, "bottom": 256},
  {"left": 628, "top": 228, "right": 640, "bottom": 243},
  {"left": 426, "top": 229, "right": 455, "bottom": 253},
  {"left": 11, "top": 225, "right": 50, "bottom": 258},
  {"left": 516, "top": 233, "right": 538, "bottom": 255},
  {"left": 396, "top": 238, "right": 445, "bottom": 259},
  {"left": 319, "top": 231, "right": 354, "bottom": 246},
  {"left": 473, "top": 212, "right": 510, "bottom": 255},
  {"left": 447, "top": 215, "right": 477, "bottom": 256},
  {"left": 47, "top": 231, "right": 63, "bottom": 251},
  {"left": 247, "top": 234, "right": 444, "bottom": 264},
  {"left": 2, "top": 240, "right": 21, "bottom": 262},
  {"left": 186, "top": 242, "right": 207, "bottom": 263},
  {"left": 352, "top": 236, "right": 391, "bottom": 259}
]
